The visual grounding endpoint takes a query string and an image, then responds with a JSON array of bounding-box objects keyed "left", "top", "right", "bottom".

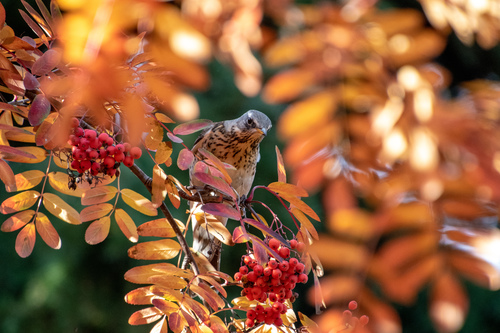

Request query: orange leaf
[
  {"left": 152, "top": 298, "right": 180, "bottom": 314},
  {"left": 149, "top": 275, "right": 188, "bottom": 290},
  {"left": 128, "top": 307, "right": 163, "bottom": 326},
  {"left": 48, "top": 171, "right": 84, "bottom": 197},
  {"left": 128, "top": 239, "right": 181, "bottom": 260},
  {"left": 311, "top": 236, "right": 368, "bottom": 271},
  {"left": 0, "top": 158, "right": 15, "bottom": 191},
  {"left": 275, "top": 146, "right": 286, "bottom": 183},
  {"left": 155, "top": 141, "right": 173, "bottom": 164},
  {"left": 81, "top": 186, "right": 118, "bottom": 205},
  {"left": 209, "top": 315, "right": 229, "bottom": 333},
  {"left": 291, "top": 208, "right": 319, "bottom": 240},
  {"left": 80, "top": 203, "right": 113, "bottom": 222},
  {"left": 35, "top": 212, "right": 61, "bottom": 249},
  {"left": 182, "top": 296, "right": 210, "bottom": 324},
  {"left": 144, "top": 119, "right": 164, "bottom": 151},
  {"left": 0, "top": 190, "right": 39, "bottom": 214},
  {"left": 190, "top": 283, "right": 225, "bottom": 311},
  {"left": 125, "top": 263, "right": 193, "bottom": 284},
  {"left": 1, "top": 209, "right": 34, "bottom": 232},
  {"left": 169, "top": 311, "right": 186, "bottom": 333},
  {"left": 42, "top": 192, "right": 80, "bottom": 224},
  {"left": 193, "top": 172, "right": 235, "bottom": 200},
  {"left": 151, "top": 317, "right": 169, "bottom": 333},
  {"left": 114, "top": 208, "right": 138, "bottom": 243},
  {"left": 197, "top": 275, "right": 228, "bottom": 298},
  {"left": 279, "top": 192, "right": 320, "bottom": 221},
  {"left": 124, "top": 286, "right": 155, "bottom": 305},
  {"left": 2, "top": 146, "right": 46, "bottom": 163},
  {"left": 197, "top": 148, "right": 232, "bottom": 185},
  {"left": 152, "top": 165, "right": 167, "bottom": 208},
  {"left": 166, "top": 178, "right": 180, "bottom": 209},
  {"left": 85, "top": 216, "right": 111, "bottom": 245},
  {"left": 16, "top": 222, "right": 36, "bottom": 258},
  {"left": 268, "top": 182, "right": 308, "bottom": 197},
  {"left": 137, "top": 218, "right": 177, "bottom": 238},
  {"left": 262, "top": 68, "right": 316, "bottom": 104},
  {"left": 121, "top": 188, "right": 158, "bottom": 216},
  {"left": 8, "top": 170, "right": 44, "bottom": 192}
]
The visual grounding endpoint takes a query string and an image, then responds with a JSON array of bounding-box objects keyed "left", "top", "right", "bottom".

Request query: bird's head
[{"left": 235, "top": 110, "right": 272, "bottom": 138}]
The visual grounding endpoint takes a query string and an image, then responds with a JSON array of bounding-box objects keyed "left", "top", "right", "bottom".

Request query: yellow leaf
[
  {"left": 42, "top": 192, "right": 81, "bottom": 225},
  {"left": 9, "top": 170, "right": 45, "bottom": 192},
  {"left": 128, "top": 239, "right": 181, "bottom": 260},
  {"left": 166, "top": 178, "right": 180, "bottom": 209},
  {"left": 155, "top": 112, "right": 175, "bottom": 123},
  {"left": 144, "top": 119, "right": 164, "bottom": 151},
  {"left": 4, "top": 126, "right": 35, "bottom": 143},
  {"left": 3, "top": 146, "right": 46, "bottom": 163},
  {"left": 0, "top": 190, "right": 39, "bottom": 214},
  {"left": 114, "top": 208, "right": 138, "bottom": 242},
  {"left": 1, "top": 209, "right": 34, "bottom": 232},
  {"left": 152, "top": 165, "right": 167, "bottom": 208},
  {"left": 137, "top": 218, "right": 177, "bottom": 238},
  {"left": 291, "top": 208, "right": 319, "bottom": 240},
  {"left": 48, "top": 171, "right": 84, "bottom": 197},
  {"left": 262, "top": 68, "right": 316, "bottom": 104},
  {"left": 155, "top": 141, "right": 173, "bottom": 164},
  {"left": 121, "top": 188, "right": 157, "bottom": 216},
  {"left": 81, "top": 186, "right": 118, "bottom": 205},
  {"left": 35, "top": 212, "right": 61, "bottom": 249},
  {"left": 209, "top": 315, "right": 229, "bottom": 333},
  {"left": 149, "top": 275, "right": 188, "bottom": 290},
  {"left": 80, "top": 203, "right": 113, "bottom": 222},
  {"left": 16, "top": 222, "right": 36, "bottom": 258},
  {"left": 85, "top": 216, "right": 111, "bottom": 245}
]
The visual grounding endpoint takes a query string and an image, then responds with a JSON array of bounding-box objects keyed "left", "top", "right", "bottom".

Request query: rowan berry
[
  {"left": 298, "top": 273, "right": 308, "bottom": 283},
  {"left": 278, "top": 247, "right": 290, "bottom": 258},
  {"left": 70, "top": 117, "right": 79, "bottom": 128},
  {"left": 268, "top": 259, "right": 278, "bottom": 270},
  {"left": 279, "top": 261, "right": 289, "bottom": 272},
  {"left": 290, "top": 239, "right": 298, "bottom": 249},
  {"left": 70, "top": 160, "right": 80, "bottom": 170},
  {"left": 98, "top": 132, "right": 109, "bottom": 143},
  {"left": 247, "top": 310, "right": 256, "bottom": 320},
  {"left": 247, "top": 271, "right": 257, "bottom": 282},
  {"left": 239, "top": 266, "right": 249, "bottom": 275},
  {"left": 106, "top": 136, "right": 114, "bottom": 146},
  {"left": 245, "top": 318, "right": 254, "bottom": 328},
  {"left": 269, "top": 238, "right": 280, "bottom": 251},
  {"left": 234, "top": 272, "right": 242, "bottom": 281},
  {"left": 296, "top": 242, "right": 306, "bottom": 252},
  {"left": 294, "top": 263, "right": 305, "bottom": 274},
  {"left": 359, "top": 315, "right": 369, "bottom": 326},
  {"left": 348, "top": 300, "right": 358, "bottom": 311},
  {"left": 106, "top": 146, "right": 116, "bottom": 156},
  {"left": 84, "top": 129, "right": 96, "bottom": 141},
  {"left": 74, "top": 127, "right": 84, "bottom": 137},
  {"left": 103, "top": 156, "right": 115, "bottom": 168},
  {"left": 130, "top": 146, "right": 142, "bottom": 159},
  {"left": 80, "top": 160, "right": 91, "bottom": 170},
  {"left": 274, "top": 318, "right": 283, "bottom": 326},
  {"left": 123, "top": 154, "right": 134, "bottom": 167},
  {"left": 253, "top": 264, "right": 263, "bottom": 276},
  {"left": 115, "top": 143, "right": 125, "bottom": 152},
  {"left": 269, "top": 293, "right": 278, "bottom": 302},
  {"left": 114, "top": 152, "right": 125, "bottom": 162}
]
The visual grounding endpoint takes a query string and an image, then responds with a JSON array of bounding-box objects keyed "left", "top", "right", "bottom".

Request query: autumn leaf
[
  {"left": 0, "top": 190, "right": 39, "bottom": 214},
  {"left": 137, "top": 218, "right": 177, "bottom": 238},
  {"left": 149, "top": 275, "right": 188, "bottom": 290},
  {"left": 124, "top": 286, "right": 155, "bottom": 305},
  {"left": 1, "top": 209, "right": 34, "bottom": 232},
  {"left": 242, "top": 218, "right": 287, "bottom": 245},
  {"left": 275, "top": 146, "right": 286, "bottom": 183},
  {"left": 201, "top": 203, "right": 241, "bottom": 220},
  {"left": 128, "top": 239, "right": 181, "bottom": 260},
  {"left": 85, "top": 216, "right": 111, "bottom": 245},
  {"left": 0, "top": 158, "right": 15, "bottom": 191},
  {"left": 8, "top": 170, "right": 44, "bottom": 192},
  {"left": 48, "top": 171, "right": 84, "bottom": 197},
  {"left": 35, "top": 212, "right": 61, "bottom": 249},
  {"left": 42, "top": 192, "right": 80, "bottom": 225},
  {"left": 152, "top": 298, "right": 179, "bottom": 314},
  {"left": 268, "top": 182, "right": 308, "bottom": 197},
  {"left": 114, "top": 208, "right": 138, "bottom": 242},
  {"left": 152, "top": 165, "right": 167, "bottom": 208},
  {"left": 121, "top": 188, "right": 157, "bottom": 216},
  {"left": 80, "top": 203, "right": 113, "bottom": 222},
  {"left": 125, "top": 263, "right": 193, "bottom": 284},
  {"left": 167, "top": 132, "right": 183, "bottom": 143},
  {"left": 190, "top": 284, "right": 225, "bottom": 311},
  {"left": 168, "top": 311, "right": 186, "bottom": 333},
  {"left": 173, "top": 119, "right": 212, "bottom": 135},
  {"left": 2, "top": 146, "right": 46, "bottom": 163},
  {"left": 198, "top": 148, "right": 232, "bottom": 184},
  {"left": 128, "top": 307, "right": 163, "bottom": 326},
  {"left": 155, "top": 141, "right": 173, "bottom": 164},
  {"left": 81, "top": 186, "right": 118, "bottom": 205},
  {"left": 165, "top": 178, "right": 180, "bottom": 209},
  {"left": 28, "top": 94, "right": 51, "bottom": 126},
  {"left": 0, "top": 145, "right": 36, "bottom": 160},
  {"left": 193, "top": 172, "right": 236, "bottom": 199},
  {"left": 177, "top": 148, "right": 194, "bottom": 170},
  {"left": 16, "top": 222, "right": 36, "bottom": 258}
]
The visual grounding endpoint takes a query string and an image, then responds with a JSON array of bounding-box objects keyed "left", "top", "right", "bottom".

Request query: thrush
[{"left": 189, "top": 110, "right": 272, "bottom": 270}]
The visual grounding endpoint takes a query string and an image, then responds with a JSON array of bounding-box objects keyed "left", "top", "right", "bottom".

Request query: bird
[{"left": 189, "top": 110, "right": 272, "bottom": 270}]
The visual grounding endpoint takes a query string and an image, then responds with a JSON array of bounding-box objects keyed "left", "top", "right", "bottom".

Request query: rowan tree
[{"left": 1, "top": 1, "right": 500, "bottom": 333}]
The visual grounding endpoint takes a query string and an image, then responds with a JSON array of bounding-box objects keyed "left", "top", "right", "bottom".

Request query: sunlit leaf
[
  {"left": 35, "top": 212, "right": 61, "bottom": 249},
  {"left": 2, "top": 146, "right": 46, "bottom": 163},
  {"left": 124, "top": 286, "right": 155, "bottom": 305},
  {"left": 42, "top": 192, "right": 81, "bottom": 224},
  {"left": 79, "top": 203, "right": 113, "bottom": 222},
  {"left": 278, "top": 191, "right": 320, "bottom": 221},
  {"left": 115, "top": 208, "right": 138, "bottom": 243},
  {"left": 28, "top": 94, "right": 51, "bottom": 126},
  {"left": 151, "top": 317, "right": 169, "bottom": 333},
  {"left": 155, "top": 141, "right": 173, "bottom": 164},
  {"left": 128, "top": 307, "right": 163, "bottom": 326},
  {"left": 177, "top": 148, "right": 194, "bottom": 170},
  {"left": 152, "top": 298, "right": 179, "bottom": 315},
  {"left": 291, "top": 208, "right": 319, "bottom": 240},
  {"left": 190, "top": 284, "right": 225, "bottom": 311},
  {"left": 242, "top": 218, "right": 287, "bottom": 245},
  {"left": 121, "top": 188, "right": 157, "bottom": 216},
  {"left": 128, "top": 239, "right": 181, "bottom": 260},
  {"left": 125, "top": 263, "right": 193, "bottom": 284},
  {"left": 48, "top": 171, "right": 84, "bottom": 197},
  {"left": 201, "top": 203, "right": 241, "bottom": 221},
  {"left": 169, "top": 311, "right": 186, "bottom": 333},
  {"left": 0, "top": 145, "right": 36, "bottom": 160},
  {"left": 173, "top": 119, "right": 212, "bottom": 136},
  {"left": 0, "top": 190, "right": 39, "bottom": 214},
  {"left": 9, "top": 170, "right": 44, "bottom": 192},
  {"left": 182, "top": 295, "right": 210, "bottom": 323},
  {"left": 81, "top": 186, "right": 118, "bottom": 205},
  {"left": 145, "top": 120, "right": 164, "bottom": 151},
  {"left": 16, "top": 222, "right": 36, "bottom": 258},
  {"left": 198, "top": 148, "right": 232, "bottom": 184},
  {"left": 275, "top": 146, "right": 286, "bottom": 183},
  {"left": 1, "top": 209, "right": 34, "bottom": 232},
  {"left": 298, "top": 312, "right": 319, "bottom": 330},
  {"left": 165, "top": 178, "right": 180, "bottom": 209},
  {"left": 152, "top": 165, "right": 167, "bottom": 208},
  {"left": 85, "top": 216, "right": 111, "bottom": 245},
  {"left": 193, "top": 172, "right": 235, "bottom": 200},
  {"left": 149, "top": 275, "right": 188, "bottom": 290},
  {"left": 0, "top": 158, "right": 15, "bottom": 191},
  {"left": 232, "top": 226, "right": 250, "bottom": 244},
  {"left": 155, "top": 112, "right": 174, "bottom": 123},
  {"left": 197, "top": 275, "right": 228, "bottom": 298},
  {"left": 137, "top": 218, "right": 177, "bottom": 238},
  {"left": 268, "top": 182, "right": 308, "bottom": 197}
]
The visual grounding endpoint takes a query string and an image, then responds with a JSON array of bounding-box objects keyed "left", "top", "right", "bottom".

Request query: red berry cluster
[
  {"left": 343, "top": 301, "right": 369, "bottom": 328},
  {"left": 67, "top": 118, "right": 142, "bottom": 178},
  {"left": 234, "top": 238, "right": 308, "bottom": 328}
]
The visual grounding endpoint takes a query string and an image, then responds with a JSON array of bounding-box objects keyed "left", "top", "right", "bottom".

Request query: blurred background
[{"left": 2, "top": 0, "right": 500, "bottom": 332}]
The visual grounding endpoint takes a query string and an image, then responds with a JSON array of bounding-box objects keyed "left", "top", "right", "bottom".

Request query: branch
[{"left": 128, "top": 163, "right": 200, "bottom": 276}]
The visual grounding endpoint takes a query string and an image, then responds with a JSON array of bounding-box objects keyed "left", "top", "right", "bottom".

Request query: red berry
[
  {"left": 88, "top": 150, "right": 99, "bottom": 159},
  {"left": 289, "top": 258, "right": 298, "bottom": 267},
  {"left": 268, "top": 259, "right": 278, "bottom": 270},
  {"left": 290, "top": 239, "right": 298, "bottom": 249},
  {"left": 123, "top": 155, "right": 134, "bottom": 167},
  {"left": 256, "top": 313, "right": 265, "bottom": 323},
  {"left": 243, "top": 255, "right": 252, "bottom": 265},
  {"left": 359, "top": 315, "right": 369, "bottom": 326},
  {"left": 253, "top": 264, "right": 263, "bottom": 276},
  {"left": 263, "top": 267, "right": 273, "bottom": 276},
  {"left": 234, "top": 272, "right": 242, "bottom": 281},
  {"left": 272, "top": 269, "right": 282, "bottom": 279},
  {"left": 103, "top": 156, "right": 115, "bottom": 168},
  {"left": 294, "top": 263, "right": 305, "bottom": 274},
  {"left": 269, "top": 238, "right": 280, "bottom": 251},
  {"left": 269, "top": 293, "right": 278, "bottom": 302},
  {"left": 278, "top": 247, "right": 290, "bottom": 258},
  {"left": 255, "top": 305, "right": 264, "bottom": 314},
  {"left": 107, "top": 168, "right": 117, "bottom": 177},
  {"left": 91, "top": 162, "right": 100, "bottom": 172},
  {"left": 70, "top": 160, "right": 80, "bottom": 170},
  {"left": 279, "top": 261, "right": 289, "bottom": 272},
  {"left": 247, "top": 310, "right": 256, "bottom": 320},
  {"left": 247, "top": 271, "right": 257, "bottom": 282},
  {"left": 272, "top": 302, "right": 283, "bottom": 312},
  {"left": 298, "top": 273, "right": 308, "bottom": 283},
  {"left": 123, "top": 142, "right": 131, "bottom": 152},
  {"left": 84, "top": 129, "right": 96, "bottom": 141},
  {"left": 98, "top": 132, "right": 109, "bottom": 143},
  {"left": 348, "top": 300, "right": 358, "bottom": 311},
  {"left": 74, "top": 127, "right": 84, "bottom": 137},
  {"left": 245, "top": 318, "right": 254, "bottom": 328},
  {"left": 106, "top": 136, "right": 114, "bottom": 146},
  {"left": 289, "top": 275, "right": 298, "bottom": 284},
  {"left": 99, "top": 148, "right": 107, "bottom": 159},
  {"left": 114, "top": 152, "right": 125, "bottom": 162},
  {"left": 70, "top": 117, "right": 79, "bottom": 128},
  {"left": 80, "top": 160, "right": 91, "bottom": 170},
  {"left": 106, "top": 146, "right": 116, "bottom": 156},
  {"left": 89, "top": 138, "right": 100, "bottom": 149},
  {"left": 274, "top": 318, "right": 283, "bottom": 326},
  {"left": 296, "top": 242, "right": 306, "bottom": 252},
  {"left": 343, "top": 310, "right": 353, "bottom": 321},
  {"left": 79, "top": 138, "right": 90, "bottom": 150},
  {"left": 251, "top": 286, "right": 262, "bottom": 298},
  {"left": 130, "top": 146, "right": 142, "bottom": 159},
  {"left": 115, "top": 143, "right": 124, "bottom": 152},
  {"left": 239, "top": 266, "right": 249, "bottom": 275}
]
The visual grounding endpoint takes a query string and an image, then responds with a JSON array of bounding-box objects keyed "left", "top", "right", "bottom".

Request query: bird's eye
[{"left": 247, "top": 117, "right": 254, "bottom": 127}]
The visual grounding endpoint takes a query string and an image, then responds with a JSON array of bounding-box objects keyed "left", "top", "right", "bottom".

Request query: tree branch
[{"left": 128, "top": 163, "right": 200, "bottom": 276}]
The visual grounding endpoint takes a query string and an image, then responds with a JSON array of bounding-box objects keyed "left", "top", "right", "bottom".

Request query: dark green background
[{"left": 1, "top": 0, "right": 500, "bottom": 332}]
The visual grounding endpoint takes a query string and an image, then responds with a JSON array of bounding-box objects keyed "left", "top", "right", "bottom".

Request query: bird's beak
[{"left": 258, "top": 127, "right": 267, "bottom": 136}]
